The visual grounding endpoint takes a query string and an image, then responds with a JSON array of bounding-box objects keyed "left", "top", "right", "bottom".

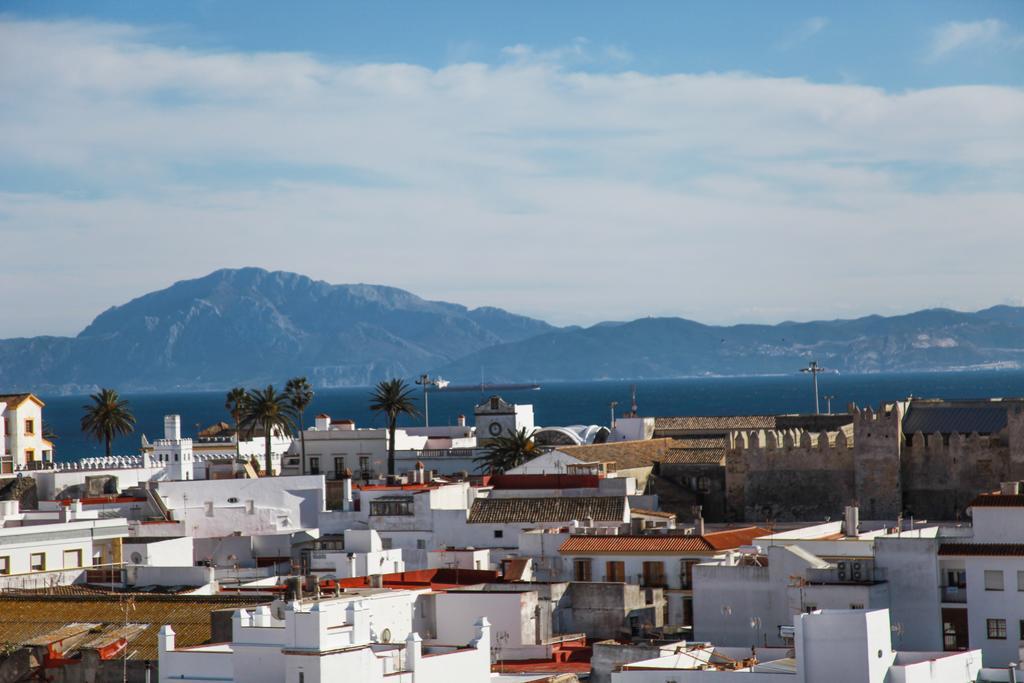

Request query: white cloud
[
  {"left": 777, "top": 17, "right": 829, "bottom": 50},
  {"left": 927, "top": 18, "right": 1023, "bottom": 60},
  {"left": 0, "top": 18, "right": 1022, "bottom": 336}
]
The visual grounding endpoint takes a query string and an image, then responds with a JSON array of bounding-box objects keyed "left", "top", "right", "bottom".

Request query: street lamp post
[
  {"left": 800, "top": 361, "right": 827, "bottom": 415},
  {"left": 609, "top": 401, "right": 618, "bottom": 430},
  {"left": 415, "top": 374, "right": 449, "bottom": 428}
]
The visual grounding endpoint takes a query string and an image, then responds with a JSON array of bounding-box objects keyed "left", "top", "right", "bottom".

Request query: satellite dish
[
  {"left": 381, "top": 628, "right": 391, "bottom": 643},
  {"left": 130, "top": 552, "right": 143, "bottom": 564}
]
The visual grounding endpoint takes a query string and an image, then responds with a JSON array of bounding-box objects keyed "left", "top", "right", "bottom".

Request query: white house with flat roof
[
  {"left": 158, "top": 589, "right": 493, "bottom": 683},
  {"left": 612, "top": 608, "right": 982, "bottom": 683},
  {"left": 282, "top": 415, "right": 430, "bottom": 479},
  {"left": 0, "top": 499, "right": 128, "bottom": 589}
]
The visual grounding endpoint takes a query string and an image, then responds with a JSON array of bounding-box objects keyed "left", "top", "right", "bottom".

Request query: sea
[{"left": 39, "top": 370, "right": 1024, "bottom": 462}]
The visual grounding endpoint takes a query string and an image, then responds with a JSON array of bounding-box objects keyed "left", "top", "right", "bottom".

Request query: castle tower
[
  {"left": 152, "top": 414, "right": 194, "bottom": 481},
  {"left": 852, "top": 402, "right": 904, "bottom": 519}
]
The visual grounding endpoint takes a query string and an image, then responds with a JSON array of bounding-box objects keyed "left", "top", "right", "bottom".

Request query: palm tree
[
  {"left": 80, "top": 388, "right": 136, "bottom": 457},
  {"left": 369, "top": 379, "right": 420, "bottom": 476},
  {"left": 285, "top": 377, "right": 314, "bottom": 473},
  {"left": 224, "top": 387, "right": 249, "bottom": 458},
  {"left": 238, "top": 385, "right": 297, "bottom": 476},
  {"left": 474, "top": 427, "right": 542, "bottom": 475}
]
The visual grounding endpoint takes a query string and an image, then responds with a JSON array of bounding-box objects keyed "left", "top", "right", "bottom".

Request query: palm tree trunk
[
  {"left": 264, "top": 429, "right": 272, "bottom": 476},
  {"left": 387, "top": 417, "right": 396, "bottom": 476},
  {"left": 105, "top": 434, "right": 112, "bottom": 458},
  {"left": 299, "top": 409, "right": 307, "bottom": 474}
]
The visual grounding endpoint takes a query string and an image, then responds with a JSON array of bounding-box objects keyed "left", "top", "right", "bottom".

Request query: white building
[
  {"left": 155, "top": 474, "right": 326, "bottom": 538},
  {"left": 612, "top": 608, "right": 982, "bottom": 683},
  {"left": 308, "top": 529, "right": 405, "bottom": 578},
  {"left": 158, "top": 589, "right": 493, "bottom": 683},
  {"left": 0, "top": 393, "right": 54, "bottom": 472},
  {"left": 283, "top": 415, "right": 430, "bottom": 479},
  {"left": 0, "top": 499, "right": 128, "bottom": 589}
]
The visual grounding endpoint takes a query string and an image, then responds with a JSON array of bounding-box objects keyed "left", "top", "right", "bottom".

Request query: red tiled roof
[
  {"left": 468, "top": 496, "right": 626, "bottom": 524},
  {"left": 938, "top": 543, "right": 1024, "bottom": 557},
  {"left": 559, "top": 528, "right": 768, "bottom": 555},
  {"left": 968, "top": 493, "right": 1024, "bottom": 508}
]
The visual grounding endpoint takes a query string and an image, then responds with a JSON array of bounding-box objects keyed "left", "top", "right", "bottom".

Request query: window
[
  {"left": 1020, "top": 620, "right": 1024, "bottom": 641},
  {"left": 30, "top": 553, "right": 45, "bottom": 571},
  {"left": 381, "top": 537, "right": 394, "bottom": 550},
  {"left": 25, "top": 449, "right": 34, "bottom": 462},
  {"left": 987, "top": 618, "right": 1007, "bottom": 640},
  {"left": 63, "top": 549, "right": 83, "bottom": 568},
  {"left": 369, "top": 497, "right": 414, "bottom": 516},
  {"left": 642, "top": 561, "right": 666, "bottom": 587},
  {"left": 696, "top": 476, "right": 711, "bottom": 493},
  {"left": 334, "top": 457, "right": 345, "bottom": 474},
  {"left": 0, "top": 556, "right": 9, "bottom": 575},
  {"left": 850, "top": 603, "right": 864, "bottom": 610},
  {"left": 205, "top": 501, "right": 214, "bottom": 517},
  {"left": 984, "top": 570, "right": 1004, "bottom": 591},
  {"left": 493, "top": 530, "right": 504, "bottom": 539},
  {"left": 606, "top": 561, "right": 625, "bottom": 582},
  {"left": 24, "top": 419, "right": 34, "bottom": 435},
  {"left": 359, "top": 456, "right": 371, "bottom": 474},
  {"left": 573, "top": 558, "right": 592, "bottom": 582},
  {"left": 680, "top": 559, "right": 698, "bottom": 589},
  {"left": 416, "top": 539, "right": 427, "bottom": 550},
  {"left": 1018, "top": 571, "right": 1024, "bottom": 592},
  {"left": 946, "top": 569, "right": 966, "bottom": 588},
  {"left": 309, "top": 457, "right": 320, "bottom": 474},
  {"left": 227, "top": 497, "right": 239, "bottom": 504}
]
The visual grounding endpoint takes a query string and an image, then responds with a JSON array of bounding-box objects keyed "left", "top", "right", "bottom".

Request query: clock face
[{"left": 488, "top": 422, "right": 503, "bottom": 436}]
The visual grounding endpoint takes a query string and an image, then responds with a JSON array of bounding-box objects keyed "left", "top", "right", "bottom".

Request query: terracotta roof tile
[
  {"left": 468, "top": 496, "right": 626, "bottom": 524},
  {"left": 938, "top": 543, "right": 1024, "bottom": 557},
  {"left": 559, "top": 439, "right": 675, "bottom": 469},
  {"left": 559, "top": 527, "right": 769, "bottom": 554},
  {"left": 654, "top": 416, "right": 776, "bottom": 431},
  {"left": 0, "top": 594, "right": 266, "bottom": 660}
]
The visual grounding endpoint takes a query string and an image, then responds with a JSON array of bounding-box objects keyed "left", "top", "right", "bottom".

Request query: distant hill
[
  {"left": 435, "top": 307, "right": 1024, "bottom": 382},
  {"left": 2, "top": 268, "right": 1023, "bottom": 393},
  {"left": 0, "top": 268, "right": 554, "bottom": 393}
]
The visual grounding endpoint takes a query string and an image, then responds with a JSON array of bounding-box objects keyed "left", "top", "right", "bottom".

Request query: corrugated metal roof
[
  {"left": 938, "top": 543, "right": 1024, "bottom": 557},
  {"left": 969, "top": 493, "right": 1024, "bottom": 508},
  {"left": 902, "top": 402, "right": 1009, "bottom": 435},
  {"left": 468, "top": 496, "right": 626, "bottom": 524}
]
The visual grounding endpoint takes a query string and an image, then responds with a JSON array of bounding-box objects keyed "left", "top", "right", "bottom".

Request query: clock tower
[{"left": 474, "top": 395, "right": 535, "bottom": 446}]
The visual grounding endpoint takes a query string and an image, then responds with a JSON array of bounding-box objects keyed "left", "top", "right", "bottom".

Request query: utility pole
[
  {"left": 823, "top": 395, "right": 835, "bottom": 415},
  {"left": 800, "top": 361, "right": 826, "bottom": 415},
  {"left": 609, "top": 401, "right": 618, "bottom": 430},
  {"left": 415, "top": 374, "right": 448, "bottom": 428}
]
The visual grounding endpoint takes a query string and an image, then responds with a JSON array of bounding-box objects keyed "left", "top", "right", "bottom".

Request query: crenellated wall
[
  {"left": 725, "top": 426, "right": 855, "bottom": 522},
  {"left": 724, "top": 401, "right": 1024, "bottom": 523}
]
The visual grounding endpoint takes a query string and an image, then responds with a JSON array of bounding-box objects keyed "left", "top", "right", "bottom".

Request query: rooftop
[
  {"left": 559, "top": 438, "right": 676, "bottom": 469},
  {"left": 468, "top": 496, "right": 626, "bottom": 524},
  {"left": 0, "top": 593, "right": 266, "bottom": 660},
  {"left": 902, "top": 399, "right": 1024, "bottom": 436},
  {"left": 558, "top": 527, "right": 770, "bottom": 554},
  {"left": 654, "top": 415, "right": 776, "bottom": 432},
  {"left": 938, "top": 543, "right": 1024, "bottom": 557}
]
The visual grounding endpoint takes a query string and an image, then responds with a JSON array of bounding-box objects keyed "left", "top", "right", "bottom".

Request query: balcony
[{"left": 941, "top": 586, "right": 967, "bottom": 603}]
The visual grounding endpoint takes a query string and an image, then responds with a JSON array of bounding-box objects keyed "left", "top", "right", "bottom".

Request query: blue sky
[{"left": 1, "top": 2, "right": 1023, "bottom": 336}]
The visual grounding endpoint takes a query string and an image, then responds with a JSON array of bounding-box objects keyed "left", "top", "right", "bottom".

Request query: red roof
[{"left": 559, "top": 527, "right": 768, "bottom": 554}]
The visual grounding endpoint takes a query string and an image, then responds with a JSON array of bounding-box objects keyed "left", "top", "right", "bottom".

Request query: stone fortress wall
[{"left": 724, "top": 401, "right": 1024, "bottom": 522}]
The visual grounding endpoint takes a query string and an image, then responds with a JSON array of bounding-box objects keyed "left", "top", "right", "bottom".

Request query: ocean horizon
[{"left": 37, "top": 369, "right": 1024, "bottom": 462}]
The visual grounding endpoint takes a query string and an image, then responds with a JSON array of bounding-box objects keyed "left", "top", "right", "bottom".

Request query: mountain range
[{"left": 2, "top": 267, "right": 1023, "bottom": 393}]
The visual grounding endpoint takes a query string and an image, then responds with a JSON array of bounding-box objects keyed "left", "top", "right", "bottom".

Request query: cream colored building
[{"left": 0, "top": 393, "right": 53, "bottom": 472}]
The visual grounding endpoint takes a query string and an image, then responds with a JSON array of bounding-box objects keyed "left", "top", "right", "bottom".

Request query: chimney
[
  {"left": 315, "top": 414, "right": 330, "bottom": 431},
  {"left": 457, "top": 414, "right": 466, "bottom": 427},
  {"left": 164, "top": 415, "right": 181, "bottom": 441},
  {"left": 1001, "top": 481, "right": 1022, "bottom": 496},
  {"left": 693, "top": 505, "right": 705, "bottom": 536},
  {"left": 845, "top": 505, "right": 860, "bottom": 538},
  {"left": 415, "top": 461, "right": 425, "bottom": 484},
  {"left": 285, "top": 576, "right": 303, "bottom": 601}
]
